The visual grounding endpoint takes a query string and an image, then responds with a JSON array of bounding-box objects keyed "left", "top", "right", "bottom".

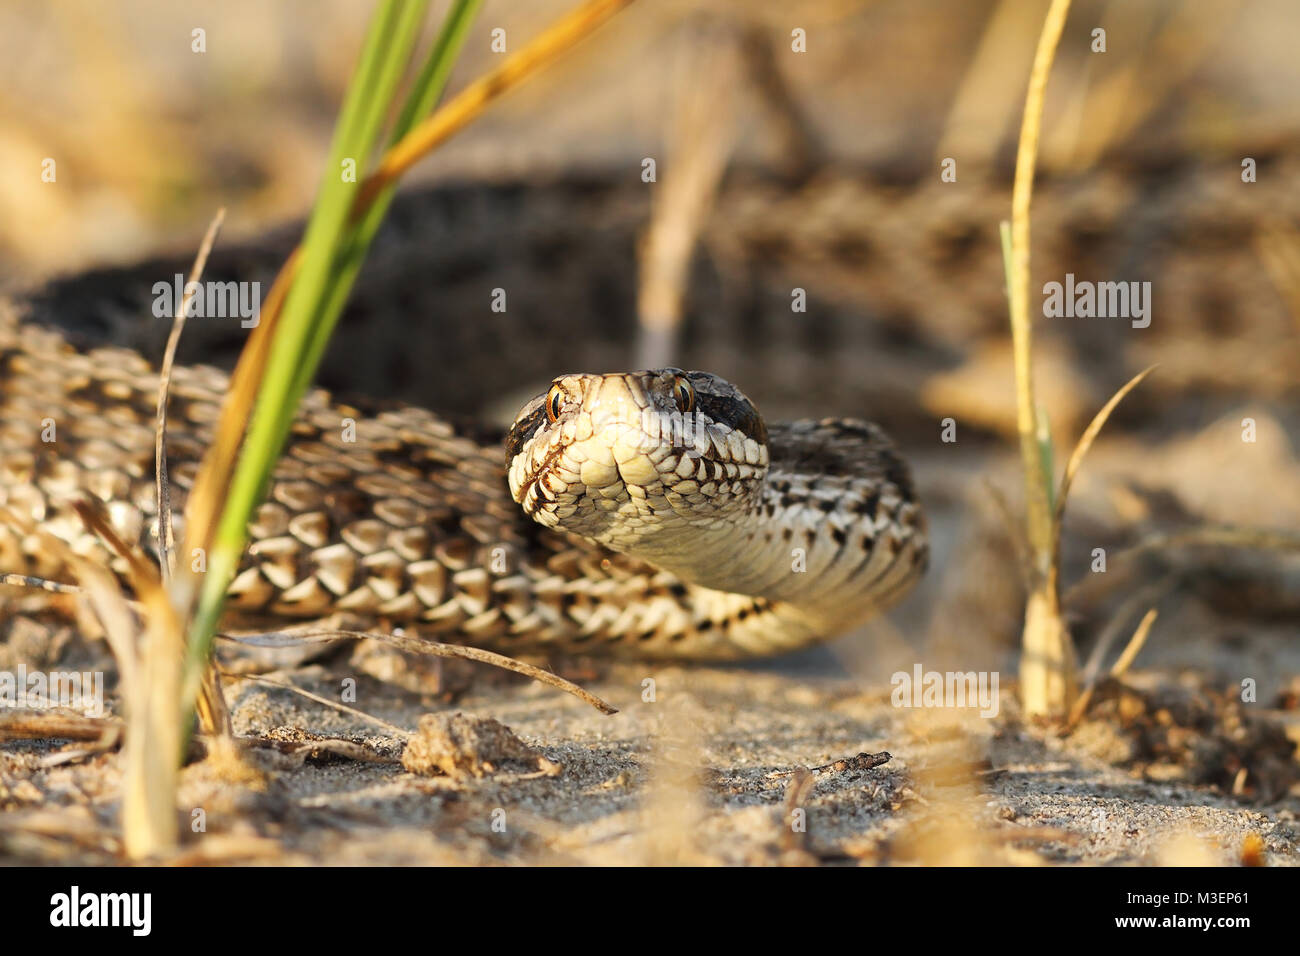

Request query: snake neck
[{"left": 608, "top": 420, "right": 927, "bottom": 632}]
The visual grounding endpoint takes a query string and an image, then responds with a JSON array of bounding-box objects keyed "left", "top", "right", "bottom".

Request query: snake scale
[
  {"left": 2, "top": 144, "right": 1295, "bottom": 659},
  {"left": 0, "top": 308, "right": 924, "bottom": 659}
]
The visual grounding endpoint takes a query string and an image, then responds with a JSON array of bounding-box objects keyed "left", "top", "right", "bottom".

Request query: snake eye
[
  {"left": 672, "top": 375, "right": 695, "bottom": 414},
  {"left": 546, "top": 385, "right": 564, "bottom": 423}
]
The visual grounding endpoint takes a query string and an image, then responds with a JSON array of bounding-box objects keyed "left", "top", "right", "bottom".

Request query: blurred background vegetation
[{"left": 2, "top": 0, "right": 1297, "bottom": 278}]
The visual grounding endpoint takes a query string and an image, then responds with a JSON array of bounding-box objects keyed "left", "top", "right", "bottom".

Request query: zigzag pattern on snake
[{"left": 0, "top": 309, "right": 924, "bottom": 659}]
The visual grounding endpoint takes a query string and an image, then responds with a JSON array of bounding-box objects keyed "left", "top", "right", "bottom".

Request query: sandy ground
[
  {"left": 2, "top": 428, "right": 1298, "bottom": 867},
  {"left": 3, "top": 625, "right": 1298, "bottom": 866}
]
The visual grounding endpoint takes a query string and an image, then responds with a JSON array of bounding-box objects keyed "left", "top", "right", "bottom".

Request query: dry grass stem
[
  {"left": 228, "top": 671, "right": 411, "bottom": 738},
  {"left": 172, "top": 248, "right": 296, "bottom": 617},
  {"left": 72, "top": 501, "right": 185, "bottom": 859},
  {"left": 155, "top": 207, "right": 226, "bottom": 582},
  {"left": 1008, "top": 0, "right": 1073, "bottom": 566},
  {"left": 1047, "top": 364, "right": 1156, "bottom": 597},
  {"left": 239, "top": 735, "right": 400, "bottom": 765},
  {"left": 0, "top": 572, "right": 82, "bottom": 595},
  {"left": 358, "top": 0, "right": 636, "bottom": 211},
  {"left": 219, "top": 628, "right": 618, "bottom": 715},
  {"left": 636, "top": 25, "right": 739, "bottom": 368},
  {"left": 0, "top": 710, "right": 122, "bottom": 743},
  {"left": 1077, "top": 576, "right": 1174, "bottom": 689},
  {"left": 1108, "top": 606, "right": 1157, "bottom": 679},
  {"left": 151, "top": 208, "right": 233, "bottom": 741},
  {"left": 1007, "top": 0, "right": 1074, "bottom": 718},
  {"left": 1066, "top": 601, "right": 1162, "bottom": 730}
]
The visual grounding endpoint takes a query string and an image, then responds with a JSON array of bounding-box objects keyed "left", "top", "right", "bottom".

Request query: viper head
[{"left": 505, "top": 369, "right": 770, "bottom": 554}]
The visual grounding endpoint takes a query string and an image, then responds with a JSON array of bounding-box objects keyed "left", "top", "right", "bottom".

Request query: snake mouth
[{"left": 511, "top": 448, "right": 572, "bottom": 522}]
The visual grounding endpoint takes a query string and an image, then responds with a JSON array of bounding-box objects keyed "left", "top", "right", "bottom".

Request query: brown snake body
[
  {"left": 0, "top": 310, "right": 923, "bottom": 659},
  {"left": 2, "top": 148, "right": 1296, "bottom": 657}
]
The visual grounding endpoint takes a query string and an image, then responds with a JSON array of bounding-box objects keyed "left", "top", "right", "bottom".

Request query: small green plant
[
  {"left": 1001, "top": 0, "right": 1076, "bottom": 719},
  {"left": 178, "top": 0, "right": 483, "bottom": 725},
  {"left": 117, "top": 0, "right": 634, "bottom": 858},
  {"left": 1001, "top": 0, "right": 1155, "bottom": 719}
]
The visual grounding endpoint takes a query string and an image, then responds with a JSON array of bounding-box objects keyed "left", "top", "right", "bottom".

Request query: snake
[
  {"left": 0, "top": 307, "right": 924, "bottom": 659},
  {"left": 11, "top": 143, "right": 1285, "bottom": 658}
]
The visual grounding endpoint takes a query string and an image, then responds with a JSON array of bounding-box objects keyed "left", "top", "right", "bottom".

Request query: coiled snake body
[{"left": 0, "top": 311, "right": 925, "bottom": 659}]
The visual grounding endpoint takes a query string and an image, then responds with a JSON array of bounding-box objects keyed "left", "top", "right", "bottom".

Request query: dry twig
[{"left": 219, "top": 628, "right": 618, "bottom": 715}]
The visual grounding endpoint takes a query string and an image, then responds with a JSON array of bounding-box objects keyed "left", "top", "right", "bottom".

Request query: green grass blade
[
  {"left": 292, "top": 0, "right": 484, "bottom": 401},
  {"left": 181, "top": 0, "right": 433, "bottom": 705},
  {"left": 1035, "top": 402, "right": 1056, "bottom": 512}
]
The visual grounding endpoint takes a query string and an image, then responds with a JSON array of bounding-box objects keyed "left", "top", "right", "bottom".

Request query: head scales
[{"left": 505, "top": 369, "right": 770, "bottom": 557}]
